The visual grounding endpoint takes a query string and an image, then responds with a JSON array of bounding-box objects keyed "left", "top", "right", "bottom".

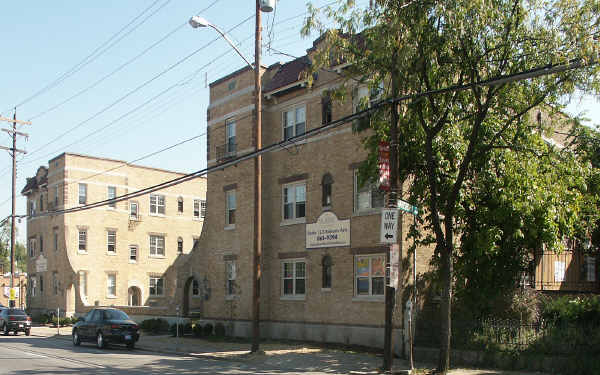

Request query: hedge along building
[
  {"left": 22, "top": 153, "right": 206, "bottom": 318},
  {"left": 173, "top": 35, "right": 435, "bottom": 351}
]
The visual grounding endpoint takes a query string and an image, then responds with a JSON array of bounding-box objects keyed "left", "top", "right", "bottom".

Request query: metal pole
[
  {"left": 57, "top": 307, "right": 60, "bottom": 335},
  {"left": 9, "top": 111, "right": 16, "bottom": 308},
  {"left": 251, "top": 0, "right": 263, "bottom": 353}
]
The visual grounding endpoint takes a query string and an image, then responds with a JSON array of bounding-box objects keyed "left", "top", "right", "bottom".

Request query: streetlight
[{"left": 189, "top": 0, "right": 273, "bottom": 353}]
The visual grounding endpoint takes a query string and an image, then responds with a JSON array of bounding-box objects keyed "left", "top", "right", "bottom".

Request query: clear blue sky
[{"left": 0, "top": 0, "right": 597, "bottom": 243}]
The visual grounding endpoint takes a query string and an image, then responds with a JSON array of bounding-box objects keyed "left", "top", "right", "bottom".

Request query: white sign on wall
[
  {"left": 306, "top": 211, "right": 350, "bottom": 249},
  {"left": 36, "top": 255, "right": 47, "bottom": 273},
  {"left": 3, "top": 287, "right": 19, "bottom": 298},
  {"left": 389, "top": 244, "right": 400, "bottom": 288}
]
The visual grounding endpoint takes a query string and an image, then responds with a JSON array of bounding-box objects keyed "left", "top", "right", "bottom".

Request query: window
[
  {"left": 149, "top": 235, "right": 165, "bottom": 257},
  {"left": 129, "top": 246, "right": 138, "bottom": 262},
  {"left": 585, "top": 255, "right": 596, "bottom": 282},
  {"left": 39, "top": 275, "right": 44, "bottom": 294},
  {"left": 225, "top": 118, "right": 236, "bottom": 155},
  {"left": 107, "top": 274, "right": 116, "bottom": 298},
  {"left": 192, "top": 279, "right": 200, "bottom": 296},
  {"left": 193, "top": 199, "right": 200, "bottom": 218},
  {"left": 39, "top": 235, "right": 43, "bottom": 254},
  {"left": 79, "top": 271, "right": 87, "bottom": 299},
  {"left": 322, "top": 173, "right": 333, "bottom": 207},
  {"left": 321, "top": 92, "right": 332, "bottom": 124},
  {"left": 283, "top": 183, "right": 306, "bottom": 221},
  {"left": 78, "top": 184, "right": 87, "bottom": 205},
  {"left": 178, "top": 197, "right": 184, "bottom": 213},
  {"left": 226, "top": 261, "right": 236, "bottom": 296},
  {"left": 177, "top": 237, "right": 183, "bottom": 254},
  {"left": 200, "top": 200, "right": 207, "bottom": 218},
  {"left": 149, "top": 277, "right": 164, "bottom": 296},
  {"left": 226, "top": 190, "right": 236, "bottom": 226},
  {"left": 354, "top": 171, "right": 384, "bottom": 212},
  {"left": 282, "top": 260, "right": 306, "bottom": 297},
  {"left": 28, "top": 238, "right": 36, "bottom": 257},
  {"left": 322, "top": 255, "right": 332, "bottom": 289},
  {"left": 53, "top": 272, "right": 59, "bottom": 295},
  {"left": 54, "top": 229, "right": 58, "bottom": 252},
  {"left": 78, "top": 230, "right": 87, "bottom": 252},
  {"left": 554, "top": 261, "right": 566, "bottom": 282},
  {"left": 355, "top": 255, "right": 385, "bottom": 296},
  {"left": 130, "top": 202, "right": 139, "bottom": 220},
  {"left": 29, "top": 200, "right": 36, "bottom": 216},
  {"left": 227, "top": 80, "right": 236, "bottom": 91},
  {"left": 283, "top": 106, "right": 306, "bottom": 140},
  {"left": 54, "top": 185, "right": 59, "bottom": 207},
  {"left": 107, "top": 186, "right": 116, "bottom": 208},
  {"left": 150, "top": 194, "right": 165, "bottom": 215},
  {"left": 30, "top": 277, "right": 36, "bottom": 297},
  {"left": 39, "top": 194, "right": 44, "bottom": 212},
  {"left": 107, "top": 231, "right": 116, "bottom": 253},
  {"left": 193, "top": 237, "right": 199, "bottom": 248}
]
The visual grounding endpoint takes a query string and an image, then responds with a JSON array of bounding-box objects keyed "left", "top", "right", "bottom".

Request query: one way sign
[{"left": 380, "top": 209, "right": 398, "bottom": 244}]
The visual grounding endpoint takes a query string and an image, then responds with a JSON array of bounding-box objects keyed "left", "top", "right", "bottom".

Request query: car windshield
[
  {"left": 104, "top": 309, "right": 130, "bottom": 321},
  {"left": 8, "top": 309, "right": 27, "bottom": 316}
]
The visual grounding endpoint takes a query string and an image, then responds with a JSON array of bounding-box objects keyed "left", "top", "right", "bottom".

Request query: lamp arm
[{"left": 208, "top": 23, "right": 253, "bottom": 69}]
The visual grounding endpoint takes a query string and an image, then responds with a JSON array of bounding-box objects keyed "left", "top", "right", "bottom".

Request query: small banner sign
[{"left": 378, "top": 141, "right": 390, "bottom": 191}]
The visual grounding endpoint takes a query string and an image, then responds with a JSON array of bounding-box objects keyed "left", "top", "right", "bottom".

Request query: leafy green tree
[
  {"left": 0, "top": 220, "right": 27, "bottom": 274},
  {"left": 303, "top": 0, "right": 600, "bottom": 372}
]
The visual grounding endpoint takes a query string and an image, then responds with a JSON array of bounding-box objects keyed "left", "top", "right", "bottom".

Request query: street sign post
[
  {"left": 380, "top": 209, "right": 398, "bottom": 244},
  {"left": 389, "top": 244, "right": 399, "bottom": 288},
  {"left": 397, "top": 199, "right": 418, "bottom": 215}
]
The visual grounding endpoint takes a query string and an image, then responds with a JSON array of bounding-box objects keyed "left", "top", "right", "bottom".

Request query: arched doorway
[
  {"left": 182, "top": 277, "right": 194, "bottom": 317},
  {"left": 128, "top": 286, "right": 141, "bottom": 306}
]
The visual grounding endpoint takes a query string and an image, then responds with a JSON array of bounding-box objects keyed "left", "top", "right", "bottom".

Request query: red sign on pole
[{"left": 378, "top": 141, "right": 390, "bottom": 191}]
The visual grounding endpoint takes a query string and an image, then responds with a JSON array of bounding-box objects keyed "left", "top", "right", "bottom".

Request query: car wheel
[
  {"left": 2, "top": 324, "right": 8, "bottom": 336},
  {"left": 25, "top": 329, "right": 31, "bottom": 336},
  {"left": 72, "top": 330, "right": 81, "bottom": 346},
  {"left": 96, "top": 331, "right": 105, "bottom": 349}
]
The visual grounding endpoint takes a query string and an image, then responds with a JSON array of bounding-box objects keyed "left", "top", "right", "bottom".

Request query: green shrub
[
  {"left": 192, "top": 323, "right": 203, "bottom": 337},
  {"left": 170, "top": 323, "right": 178, "bottom": 337},
  {"left": 140, "top": 318, "right": 169, "bottom": 334},
  {"left": 203, "top": 323, "right": 213, "bottom": 336},
  {"left": 541, "top": 295, "right": 600, "bottom": 326},
  {"left": 184, "top": 323, "right": 192, "bottom": 334},
  {"left": 214, "top": 322, "right": 226, "bottom": 337}
]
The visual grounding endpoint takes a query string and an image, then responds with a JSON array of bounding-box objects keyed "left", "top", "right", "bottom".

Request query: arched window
[
  {"left": 177, "top": 237, "right": 183, "bottom": 254},
  {"left": 322, "top": 173, "right": 333, "bottom": 207},
  {"left": 322, "top": 255, "right": 332, "bottom": 289}
]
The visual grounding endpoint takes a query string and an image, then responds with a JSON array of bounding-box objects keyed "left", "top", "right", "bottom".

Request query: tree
[
  {"left": 0, "top": 220, "right": 27, "bottom": 274},
  {"left": 303, "top": 0, "right": 600, "bottom": 372}
]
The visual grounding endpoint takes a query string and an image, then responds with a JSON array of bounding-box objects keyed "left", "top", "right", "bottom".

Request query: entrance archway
[
  {"left": 182, "top": 277, "right": 194, "bottom": 316},
  {"left": 128, "top": 286, "right": 141, "bottom": 306}
]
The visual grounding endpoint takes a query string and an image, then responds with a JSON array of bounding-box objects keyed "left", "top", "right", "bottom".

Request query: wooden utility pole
[{"left": 0, "top": 111, "right": 30, "bottom": 308}]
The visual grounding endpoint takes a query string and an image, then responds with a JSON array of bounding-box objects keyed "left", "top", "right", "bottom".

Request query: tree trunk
[{"left": 437, "top": 242, "right": 453, "bottom": 374}]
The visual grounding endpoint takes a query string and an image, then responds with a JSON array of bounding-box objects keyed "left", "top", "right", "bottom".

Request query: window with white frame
[
  {"left": 53, "top": 272, "right": 59, "bottom": 295},
  {"left": 79, "top": 271, "right": 87, "bottom": 299},
  {"left": 226, "top": 261, "right": 236, "bottom": 296},
  {"left": 554, "top": 261, "right": 566, "bottom": 282},
  {"left": 226, "top": 190, "right": 236, "bottom": 226},
  {"left": 130, "top": 201, "right": 139, "bottom": 220},
  {"left": 149, "top": 277, "right": 164, "bottom": 296},
  {"left": 178, "top": 197, "right": 184, "bottom": 213},
  {"left": 355, "top": 255, "right": 385, "bottom": 296},
  {"left": 129, "top": 245, "right": 138, "bottom": 262},
  {"left": 78, "top": 183, "right": 87, "bottom": 205},
  {"left": 28, "top": 238, "right": 36, "bottom": 257},
  {"left": 149, "top": 235, "right": 165, "bottom": 257},
  {"left": 354, "top": 170, "right": 384, "bottom": 212},
  {"left": 226, "top": 119, "right": 236, "bottom": 155},
  {"left": 177, "top": 237, "right": 183, "bottom": 254},
  {"left": 107, "top": 230, "right": 116, "bottom": 254},
  {"left": 193, "top": 199, "right": 201, "bottom": 219},
  {"left": 200, "top": 200, "right": 207, "bottom": 218},
  {"left": 281, "top": 259, "right": 306, "bottom": 297},
  {"left": 283, "top": 182, "right": 306, "bottom": 221},
  {"left": 585, "top": 255, "right": 596, "bottom": 282},
  {"left": 78, "top": 230, "right": 87, "bottom": 252},
  {"left": 283, "top": 106, "right": 306, "bottom": 141},
  {"left": 107, "top": 274, "right": 116, "bottom": 298},
  {"left": 107, "top": 186, "right": 116, "bottom": 208},
  {"left": 30, "top": 277, "right": 37, "bottom": 297},
  {"left": 149, "top": 194, "right": 165, "bottom": 215}
]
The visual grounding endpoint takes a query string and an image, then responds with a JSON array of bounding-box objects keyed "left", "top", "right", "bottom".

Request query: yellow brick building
[{"left": 22, "top": 153, "right": 206, "bottom": 318}]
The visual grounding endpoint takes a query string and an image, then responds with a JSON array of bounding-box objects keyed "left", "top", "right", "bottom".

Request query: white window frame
[
  {"left": 354, "top": 254, "right": 386, "bottom": 299},
  {"left": 78, "top": 271, "right": 88, "bottom": 301},
  {"left": 107, "top": 273, "right": 117, "bottom": 298},
  {"left": 282, "top": 105, "right": 306, "bottom": 141},
  {"left": 282, "top": 182, "right": 306, "bottom": 224},
  {"left": 225, "top": 190, "right": 236, "bottom": 228},
  {"left": 149, "top": 235, "right": 165, "bottom": 258},
  {"left": 226, "top": 118, "right": 236, "bottom": 155},
  {"left": 281, "top": 259, "right": 306, "bottom": 299},
  {"left": 353, "top": 170, "right": 384, "bottom": 214},
  {"left": 107, "top": 186, "right": 116, "bottom": 209},
  {"left": 149, "top": 194, "right": 165, "bottom": 216},
  {"left": 585, "top": 255, "right": 596, "bottom": 282},
  {"left": 129, "top": 245, "right": 138, "bottom": 263},
  {"left": 130, "top": 201, "right": 139, "bottom": 220},
  {"left": 177, "top": 237, "right": 183, "bottom": 254},
  {"left": 149, "top": 276, "right": 164, "bottom": 297},
  {"left": 554, "top": 261, "right": 566, "bottom": 282},
  {"left": 28, "top": 238, "right": 36, "bottom": 257},
  {"left": 177, "top": 197, "right": 184, "bottom": 213},
  {"left": 200, "top": 200, "right": 207, "bottom": 218},
  {"left": 107, "top": 230, "right": 116, "bottom": 254},
  {"left": 226, "top": 261, "right": 236, "bottom": 297},
  {"left": 30, "top": 277, "right": 37, "bottom": 297},
  {"left": 78, "top": 230, "right": 87, "bottom": 253},
  {"left": 78, "top": 183, "right": 87, "bottom": 205},
  {"left": 193, "top": 199, "right": 201, "bottom": 219}
]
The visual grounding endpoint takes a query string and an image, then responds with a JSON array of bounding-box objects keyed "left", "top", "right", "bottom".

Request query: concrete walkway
[{"left": 30, "top": 325, "right": 547, "bottom": 375}]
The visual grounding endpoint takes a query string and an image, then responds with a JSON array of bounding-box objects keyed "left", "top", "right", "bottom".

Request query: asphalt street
[{"left": 0, "top": 332, "right": 353, "bottom": 375}]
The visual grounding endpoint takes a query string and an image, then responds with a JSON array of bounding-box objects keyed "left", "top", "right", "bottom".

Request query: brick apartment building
[
  {"left": 1, "top": 267, "right": 27, "bottom": 309},
  {"left": 22, "top": 153, "right": 206, "bottom": 317},
  {"left": 172, "top": 36, "right": 435, "bottom": 351}
]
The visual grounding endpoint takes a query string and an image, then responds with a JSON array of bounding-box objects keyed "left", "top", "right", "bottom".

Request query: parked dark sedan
[
  {"left": 72, "top": 308, "right": 139, "bottom": 349},
  {"left": 0, "top": 308, "right": 32, "bottom": 335}
]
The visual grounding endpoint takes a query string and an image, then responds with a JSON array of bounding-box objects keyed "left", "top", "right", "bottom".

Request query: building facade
[
  {"left": 1, "top": 269, "right": 27, "bottom": 309},
  {"left": 173, "top": 38, "right": 435, "bottom": 352},
  {"left": 22, "top": 153, "right": 206, "bottom": 317}
]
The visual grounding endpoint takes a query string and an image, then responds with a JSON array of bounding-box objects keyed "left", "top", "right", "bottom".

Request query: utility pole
[
  {"left": 251, "top": 0, "right": 263, "bottom": 353},
  {"left": 0, "top": 111, "right": 30, "bottom": 308}
]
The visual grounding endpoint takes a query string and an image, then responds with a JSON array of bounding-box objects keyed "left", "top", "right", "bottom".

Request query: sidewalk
[{"left": 31, "top": 326, "right": 547, "bottom": 375}]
